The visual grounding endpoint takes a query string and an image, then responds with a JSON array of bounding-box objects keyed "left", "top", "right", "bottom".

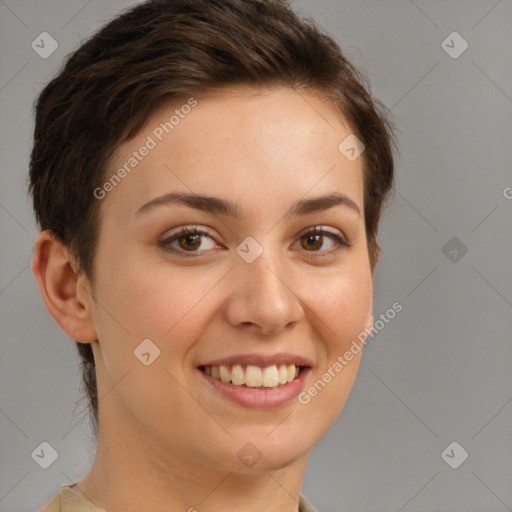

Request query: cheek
[
  {"left": 97, "top": 252, "right": 201, "bottom": 333},
  {"left": 304, "top": 260, "right": 372, "bottom": 409},
  {"left": 91, "top": 257, "right": 214, "bottom": 417},
  {"left": 312, "top": 263, "right": 372, "bottom": 346},
  {"left": 93, "top": 256, "right": 223, "bottom": 377}
]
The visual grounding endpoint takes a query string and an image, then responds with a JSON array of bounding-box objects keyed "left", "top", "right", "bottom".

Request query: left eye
[
  {"left": 295, "top": 227, "right": 349, "bottom": 255},
  {"left": 158, "top": 226, "right": 349, "bottom": 257}
]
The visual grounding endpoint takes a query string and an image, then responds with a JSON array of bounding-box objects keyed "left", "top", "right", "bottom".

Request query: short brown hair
[{"left": 28, "top": 0, "right": 398, "bottom": 440}]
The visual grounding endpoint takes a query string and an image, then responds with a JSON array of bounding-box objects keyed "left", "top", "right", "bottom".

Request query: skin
[{"left": 32, "top": 84, "right": 374, "bottom": 512}]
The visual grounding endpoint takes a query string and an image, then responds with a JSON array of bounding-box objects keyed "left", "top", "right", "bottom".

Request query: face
[{"left": 85, "top": 85, "right": 373, "bottom": 473}]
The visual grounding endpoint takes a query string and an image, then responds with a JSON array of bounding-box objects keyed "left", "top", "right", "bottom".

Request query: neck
[{"left": 74, "top": 416, "right": 309, "bottom": 512}]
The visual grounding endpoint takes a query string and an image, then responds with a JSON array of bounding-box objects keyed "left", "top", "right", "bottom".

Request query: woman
[{"left": 29, "top": 0, "right": 397, "bottom": 510}]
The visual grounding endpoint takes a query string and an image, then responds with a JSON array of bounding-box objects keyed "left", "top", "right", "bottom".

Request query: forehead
[{"left": 100, "top": 85, "right": 364, "bottom": 222}]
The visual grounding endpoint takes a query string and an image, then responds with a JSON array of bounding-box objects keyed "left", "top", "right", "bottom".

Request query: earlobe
[{"left": 31, "top": 230, "right": 97, "bottom": 343}]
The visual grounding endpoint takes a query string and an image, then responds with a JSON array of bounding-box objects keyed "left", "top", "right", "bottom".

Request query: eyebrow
[{"left": 135, "top": 191, "right": 361, "bottom": 219}]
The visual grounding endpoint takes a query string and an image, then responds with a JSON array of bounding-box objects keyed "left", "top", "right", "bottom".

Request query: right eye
[{"left": 158, "top": 226, "right": 223, "bottom": 257}]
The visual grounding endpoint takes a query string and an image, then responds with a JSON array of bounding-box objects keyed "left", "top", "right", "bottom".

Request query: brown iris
[
  {"left": 301, "top": 233, "right": 323, "bottom": 251},
  {"left": 178, "top": 233, "right": 202, "bottom": 251}
]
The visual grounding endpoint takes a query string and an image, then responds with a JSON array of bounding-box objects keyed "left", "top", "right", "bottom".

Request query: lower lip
[{"left": 197, "top": 367, "right": 311, "bottom": 409}]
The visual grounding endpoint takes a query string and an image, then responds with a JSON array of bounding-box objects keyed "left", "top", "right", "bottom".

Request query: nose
[{"left": 223, "top": 247, "right": 303, "bottom": 336}]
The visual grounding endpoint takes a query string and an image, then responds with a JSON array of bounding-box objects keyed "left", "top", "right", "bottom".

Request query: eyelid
[
  {"left": 162, "top": 224, "right": 214, "bottom": 239},
  {"left": 296, "top": 224, "right": 344, "bottom": 240}
]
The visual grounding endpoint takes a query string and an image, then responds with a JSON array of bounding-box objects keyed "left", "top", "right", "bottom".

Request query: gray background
[{"left": 1, "top": 0, "right": 511, "bottom": 511}]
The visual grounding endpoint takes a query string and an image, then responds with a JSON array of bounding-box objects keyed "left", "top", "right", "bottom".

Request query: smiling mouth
[{"left": 198, "top": 364, "right": 306, "bottom": 388}]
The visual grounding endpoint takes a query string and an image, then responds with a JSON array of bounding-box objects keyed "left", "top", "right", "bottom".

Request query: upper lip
[{"left": 198, "top": 353, "right": 313, "bottom": 368}]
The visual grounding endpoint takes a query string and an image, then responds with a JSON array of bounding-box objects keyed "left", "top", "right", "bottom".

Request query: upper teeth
[{"left": 202, "top": 364, "right": 300, "bottom": 388}]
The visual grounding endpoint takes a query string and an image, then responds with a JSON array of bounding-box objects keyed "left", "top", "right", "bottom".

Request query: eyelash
[{"left": 158, "top": 225, "right": 351, "bottom": 259}]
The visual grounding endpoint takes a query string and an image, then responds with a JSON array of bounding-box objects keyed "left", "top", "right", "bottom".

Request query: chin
[{"left": 223, "top": 429, "right": 313, "bottom": 473}]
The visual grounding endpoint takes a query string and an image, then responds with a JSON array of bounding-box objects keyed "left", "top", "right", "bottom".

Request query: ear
[{"left": 31, "top": 230, "right": 97, "bottom": 343}]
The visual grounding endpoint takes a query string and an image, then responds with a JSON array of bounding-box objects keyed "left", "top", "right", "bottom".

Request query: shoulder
[
  {"left": 40, "top": 486, "right": 316, "bottom": 512},
  {"left": 39, "top": 491, "right": 61, "bottom": 512},
  {"left": 299, "top": 493, "right": 319, "bottom": 512},
  {"left": 38, "top": 485, "right": 106, "bottom": 512}
]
